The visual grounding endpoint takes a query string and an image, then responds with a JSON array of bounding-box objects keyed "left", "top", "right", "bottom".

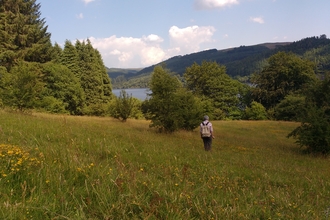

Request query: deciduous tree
[
  {"left": 110, "top": 90, "right": 138, "bottom": 122},
  {"left": 142, "top": 65, "right": 206, "bottom": 132},
  {"left": 288, "top": 75, "right": 330, "bottom": 154},
  {"left": 184, "top": 61, "right": 243, "bottom": 119},
  {"left": 1, "top": 61, "right": 44, "bottom": 111},
  {"left": 251, "top": 52, "right": 317, "bottom": 109},
  {"left": 40, "top": 62, "right": 85, "bottom": 115}
]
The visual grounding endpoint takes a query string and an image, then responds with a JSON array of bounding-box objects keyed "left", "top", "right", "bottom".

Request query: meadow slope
[{"left": 0, "top": 111, "right": 329, "bottom": 219}]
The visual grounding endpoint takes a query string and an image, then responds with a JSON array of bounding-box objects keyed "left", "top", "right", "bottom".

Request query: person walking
[{"left": 200, "top": 115, "right": 215, "bottom": 151}]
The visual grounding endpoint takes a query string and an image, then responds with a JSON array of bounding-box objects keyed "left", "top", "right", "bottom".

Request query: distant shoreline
[{"left": 112, "top": 88, "right": 149, "bottom": 100}]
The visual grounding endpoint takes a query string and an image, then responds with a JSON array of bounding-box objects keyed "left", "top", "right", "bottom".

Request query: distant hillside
[
  {"left": 137, "top": 42, "right": 291, "bottom": 78},
  {"left": 107, "top": 67, "right": 142, "bottom": 79},
  {"left": 108, "top": 35, "right": 330, "bottom": 88}
]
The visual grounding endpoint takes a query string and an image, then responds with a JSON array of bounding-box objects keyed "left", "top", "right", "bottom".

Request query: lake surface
[{"left": 112, "top": 88, "right": 149, "bottom": 100}]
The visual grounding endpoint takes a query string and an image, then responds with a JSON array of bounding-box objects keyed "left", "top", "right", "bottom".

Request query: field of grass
[{"left": 0, "top": 110, "right": 329, "bottom": 219}]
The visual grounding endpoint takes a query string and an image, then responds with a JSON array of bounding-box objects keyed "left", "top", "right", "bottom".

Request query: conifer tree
[
  {"left": 74, "top": 40, "right": 112, "bottom": 115},
  {"left": 93, "top": 48, "right": 112, "bottom": 102},
  {"left": 0, "top": 0, "right": 52, "bottom": 70},
  {"left": 75, "top": 40, "right": 103, "bottom": 109},
  {"left": 51, "top": 42, "right": 63, "bottom": 64},
  {"left": 61, "top": 40, "right": 80, "bottom": 78}
]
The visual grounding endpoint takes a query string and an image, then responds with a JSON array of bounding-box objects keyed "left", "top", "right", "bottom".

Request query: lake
[{"left": 112, "top": 88, "right": 149, "bottom": 100}]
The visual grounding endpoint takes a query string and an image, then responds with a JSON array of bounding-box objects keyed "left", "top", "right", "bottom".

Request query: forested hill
[
  {"left": 137, "top": 42, "right": 291, "bottom": 77},
  {"left": 108, "top": 35, "right": 330, "bottom": 88}
]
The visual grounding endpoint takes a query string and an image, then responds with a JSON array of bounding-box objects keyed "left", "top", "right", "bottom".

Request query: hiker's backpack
[{"left": 201, "top": 122, "right": 211, "bottom": 137}]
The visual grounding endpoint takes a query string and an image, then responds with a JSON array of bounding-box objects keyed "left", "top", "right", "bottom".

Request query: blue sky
[{"left": 39, "top": 0, "right": 330, "bottom": 68}]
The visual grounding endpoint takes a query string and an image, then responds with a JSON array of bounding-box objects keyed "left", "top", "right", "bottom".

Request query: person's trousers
[{"left": 202, "top": 137, "right": 212, "bottom": 151}]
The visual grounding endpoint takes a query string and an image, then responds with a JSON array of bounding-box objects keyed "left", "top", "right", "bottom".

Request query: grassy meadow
[{"left": 0, "top": 110, "right": 329, "bottom": 219}]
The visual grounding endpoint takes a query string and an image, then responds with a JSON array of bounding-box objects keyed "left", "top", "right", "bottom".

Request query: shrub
[
  {"left": 274, "top": 94, "right": 305, "bottom": 121},
  {"left": 109, "top": 90, "right": 142, "bottom": 121},
  {"left": 243, "top": 101, "right": 267, "bottom": 120},
  {"left": 288, "top": 76, "right": 330, "bottom": 154}
]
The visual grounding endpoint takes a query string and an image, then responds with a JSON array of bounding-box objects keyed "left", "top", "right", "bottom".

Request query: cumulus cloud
[
  {"left": 194, "top": 0, "right": 239, "bottom": 10},
  {"left": 169, "top": 25, "right": 216, "bottom": 55},
  {"left": 82, "top": 0, "right": 95, "bottom": 4},
  {"left": 86, "top": 25, "right": 216, "bottom": 68},
  {"left": 250, "top": 16, "right": 265, "bottom": 24},
  {"left": 88, "top": 35, "right": 167, "bottom": 68}
]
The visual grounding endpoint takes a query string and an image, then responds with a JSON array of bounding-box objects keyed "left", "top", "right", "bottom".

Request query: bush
[
  {"left": 243, "top": 101, "right": 267, "bottom": 120},
  {"left": 288, "top": 105, "right": 330, "bottom": 154},
  {"left": 109, "top": 90, "right": 143, "bottom": 121},
  {"left": 38, "top": 96, "right": 68, "bottom": 114},
  {"left": 274, "top": 94, "right": 305, "bottom": 121},
  {"left": 288, "top": 76, "right": 330, "bottom": 154},
  {"left": 144, "top": 66, "right": 205, "bottom": 132}
]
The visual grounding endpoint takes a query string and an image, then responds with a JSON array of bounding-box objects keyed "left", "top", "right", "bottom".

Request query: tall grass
[{"left": 0, "top": 110, "right": 329, "bottom": 219}]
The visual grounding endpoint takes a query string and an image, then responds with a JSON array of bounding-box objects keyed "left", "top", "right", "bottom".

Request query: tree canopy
[
  {"left": 0, "top": 0, "right": 113, "bottom": 115},
  {"left": 251, "top": 52, "right": 317, "bottom": 109},
  {"left": 184, "top": 61, "right": 244, "bottom": 119},
  {"left": 142, "top": 65, "right": 204, "bottom": 132},
  {"left": 288, "top": 74, "right": 330, "bottom": 154},
  {"left": 0, "top": 0, "right": 52, "bottom": 70}
]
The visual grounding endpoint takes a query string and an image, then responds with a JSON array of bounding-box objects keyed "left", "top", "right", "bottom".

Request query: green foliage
[
  {"left": 243, "top": 101, "right": 267, "bottom": 120},
  {"left": 0, "top": 1, "right": 117, "bottom": 116},
  {"left": 143, "top": 66, "right": 182, "bottom": 132},
  {"left": 0, "top": 0, "right": 52, "bottom": 70},
  {"left": 59, "top": 39, "right": 113, "bottom": 115},
  {"left": 117, "top": 36, "right": 330, "bottom": 90},
  {"left": 40, "top": 62, "right": 85, "bottom": 115},
  {"left": 38, "top": 96, "right": 67, "bottom": 114},
  {"left": 60, "top": 40, "right": 80, "bottom": 77},
  {"left": 143, "top": 66, "right": 203, "bottom": 132},
  {"left": 170, "top": 88, "right": 205, "bottom": 131},
  {"left": 74, "top": 40, "right": 112, "bottom": 115},
  {"left": 251, "top": 52, "right": 317, "bottom": 109},
  {"left": 184, "top": 61, "right": 243, "bottom": 119},
  {"left": 110, "top": 90, "right": 141, "bottom": 121},
  {"left": 0, "top": 61, "right": 44, "bottom": 111},
  {"left": 50, "top": 42, "right": 63, "bottom": 64},
  {"left": 274, "top": 94, "right": 305, "bottom": 121},
  {"left": 288, "top": 76, "right": 330, "bottom": 154}
]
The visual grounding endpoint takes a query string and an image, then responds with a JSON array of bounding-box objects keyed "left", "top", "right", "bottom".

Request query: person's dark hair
[{"left": 203, "top": 115, "right": 209, "bottom": 120}]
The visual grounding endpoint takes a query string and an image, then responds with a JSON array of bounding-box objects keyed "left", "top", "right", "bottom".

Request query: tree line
[{"left": 0, "top": 0, "right": 329, "bottom": 154}]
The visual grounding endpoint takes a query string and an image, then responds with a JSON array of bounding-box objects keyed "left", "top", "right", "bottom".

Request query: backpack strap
[{"left": 202, "top": 122, "right": 209, "bottom": 126}]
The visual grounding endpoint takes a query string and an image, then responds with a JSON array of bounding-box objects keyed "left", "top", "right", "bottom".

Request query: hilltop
[{"left": 108, "top": 35, "right": 330, "bottom": 89}]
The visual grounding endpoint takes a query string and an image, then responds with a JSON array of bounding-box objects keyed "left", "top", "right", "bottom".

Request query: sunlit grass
[{"left": 0, "top": 111, "right": 329, "bottom": 219}]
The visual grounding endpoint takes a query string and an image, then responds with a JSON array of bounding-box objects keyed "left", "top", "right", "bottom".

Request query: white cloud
[
  {"left": 88, "top": 35, "right": 167, "bottom": 68},
  {"left": 76, "top": 13, "right": 84, "bottom": 19},
  {"left": 169, "top": 25, "right": 216, "bottom": 55},
  {"left": 194, "top": 0, "right": 239, "bottom": 10},
  {"left": 141, "top": 47, "right": 166, "bottom": 66},
  {"left": 82, "top": 0, "right": 95, "bottom": 4},
  {"left": 250, "top": 16, "right": 265, "bottom": 24},
  {"left": 142, "top": 34, "right": 164, "bottom": 44},
  {"left": 86, "top": 25, "right": 216, "bottom": 68}
]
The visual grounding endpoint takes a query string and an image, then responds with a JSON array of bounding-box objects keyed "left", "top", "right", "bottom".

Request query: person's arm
[{"left": 211, "top": 125, "right": 215, "bottom": 139}]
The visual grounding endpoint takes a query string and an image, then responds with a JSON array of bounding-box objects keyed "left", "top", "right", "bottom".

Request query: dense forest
[
  {"left": 0, "top": 0, "right": 112, "bottom": 115},
  {"left": 110, "top": 35, "right": 330, "bottom": 88},
  {"left": 1, "top": 0, "right": 330, "bottom": 153}
]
